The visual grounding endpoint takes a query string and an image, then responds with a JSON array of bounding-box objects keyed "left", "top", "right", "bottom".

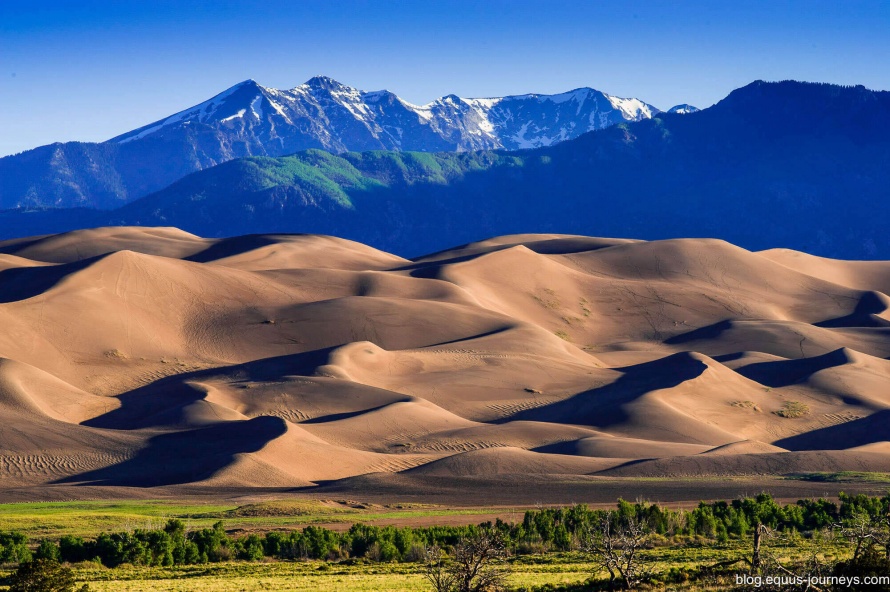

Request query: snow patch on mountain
[
  {"left": 606, "top": 96, "right": 656, "bottom": 120},
  {"left": 668, "top": 104, "right": 700, "bottom": 114},
  {"left": 111, "top": 76, "right": 671, "bottom": 153},
  {"left": 118, "top": 80, "right": 257, "bottom": 144}
]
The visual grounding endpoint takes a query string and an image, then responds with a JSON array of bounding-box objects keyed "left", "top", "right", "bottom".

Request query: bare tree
[
  {"left": 751, "top": 521, "right": 768, "bottom": 574},
  {"left": 834, "top": 512, "right": 884, "bottom": 561},
  {"left": 422, "top": 530, "right": 508, "bottom": 592},
  {"left": 450, "top": 529, "right": 508, "bottom": 592},
  {"left": 758, "top": 528, "right": 831, "bottom": 592},
  {"left": 580, "top": 511, "right": 651, "bottom": 591},
  {"left": 423, "top": 544, "right": 457, "bottom": 592}
]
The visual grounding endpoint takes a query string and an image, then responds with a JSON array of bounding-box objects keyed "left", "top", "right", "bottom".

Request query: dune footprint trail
[{"left": 0, "top": 227, "right": 889, "bottom": 496}]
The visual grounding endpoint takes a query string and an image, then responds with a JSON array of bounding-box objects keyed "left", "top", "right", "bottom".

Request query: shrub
[
  {"left": 0, "top": 531, "right": 32, "bottom": 563},
  {"left": 775, "top": 401, "right": 809, "bottom": 418},
  {"left": 58, "top": 536, "right": 88, "bottom": 564},
  {"left": 35, "top": 541, "right": 61, "bottom": 562},
  {"left": 8, "top": 559, "right": 89, "bottom": 592}
]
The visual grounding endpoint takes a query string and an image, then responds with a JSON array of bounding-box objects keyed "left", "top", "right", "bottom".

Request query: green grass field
[
  {"left": 0, "top": 500, "right": 510, "bottom": 540},
  {"left": 50, "top": 560, "right": 591, "bottom": 592},
  {"left": 0, "top": 541, "right": 848, "bottom": 591}
]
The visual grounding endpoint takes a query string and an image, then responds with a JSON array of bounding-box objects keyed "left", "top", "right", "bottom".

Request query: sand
[{"left": 0, "top": 228, "right": 889, "bottom": 502}]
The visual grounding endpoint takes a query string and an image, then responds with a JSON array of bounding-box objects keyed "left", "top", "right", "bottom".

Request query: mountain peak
[
  {"left": 305, "top": 75, "right": 348, "bottom": 90},
  {"left": 668, "top": 104, "right": 699, "bottom": 114}
]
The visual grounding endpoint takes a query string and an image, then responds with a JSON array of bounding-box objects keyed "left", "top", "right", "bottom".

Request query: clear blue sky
[{"left": 1, "top": 0, "right": 888, "bottom": 157}]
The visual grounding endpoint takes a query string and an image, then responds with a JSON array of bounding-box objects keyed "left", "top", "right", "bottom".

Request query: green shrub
[
  {"left": 0, "top": 531, "right": 32, "bottom": 563},
  {"left": 35, "top": 540, "right": 61, "bottom": 562},
  {"left": 8, "top": 559, "right": 89, "bottom": 592}
]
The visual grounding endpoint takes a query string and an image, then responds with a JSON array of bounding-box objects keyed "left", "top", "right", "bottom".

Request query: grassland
[
  {"left": 0, "top": 539, "right": 851, "bottom": 591},
  {"left": 0, "top": 499, "right": 512, "bottom": 540},
  {"left": 0, "top": 559, "right": 592, "bottom": 592},
  {"left": 0, "top": 495, "right": 877, "bottom": 591}
]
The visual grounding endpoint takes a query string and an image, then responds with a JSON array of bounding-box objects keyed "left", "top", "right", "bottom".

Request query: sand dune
[
  {"left": 406, "top": 447, "right": 621, "bottom": 477},
  {"left": 597, "top": 450, "right": 890, "bottom": 478},
  {"left": 0, "top": 227, "right": 889, "bottom": 497}
]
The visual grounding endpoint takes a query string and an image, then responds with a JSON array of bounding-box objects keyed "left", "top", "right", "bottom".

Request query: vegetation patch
[
  {"left": 730, "top": 400, "right": 760, "bottom": 412},
  {"left": 191, "top": 500, "right": 352, "bottom": 519},
  {"left": 786, "top": 471, "right": 890, "bottom": 483},
  {"left": 2, "top": 493, "right": 890, "bottom": 591},
  {"left": 774, "top": 401, "right": 810, "bottom": 418},
  {"left": 533, "top": 290, "right": 561, "bottom": 310}
]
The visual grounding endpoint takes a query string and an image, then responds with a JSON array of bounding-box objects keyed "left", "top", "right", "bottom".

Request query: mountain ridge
[
  {"left": 2, "top": 80, "right": 888, "bottom": 259},
  {"left": 0, "top": 76, "right": 663, "bottom": 210},
  {"left": 111, "top": 76, "right": 662, "bottom": 151}
]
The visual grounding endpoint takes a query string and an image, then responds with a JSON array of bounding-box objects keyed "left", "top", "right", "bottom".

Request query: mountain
[
  {"left": 25, "top": 81, "right": 869, "bottom": 260},
  {"left": 668, "top": 104, "right": 699, "bottom": 114},
  {"left": 0, "top": 77, "right": 659, "bottom": 210},
  {"left": 3, "top": 81, "right": 889, "bottom": 260},
  {"left": 112, "top": 75, "right": 659, "bottom": 152}
]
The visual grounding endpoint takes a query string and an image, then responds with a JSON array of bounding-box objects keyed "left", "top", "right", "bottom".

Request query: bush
[
  {"left": 34, "top": 541, "right": 61, "bottom": 562},
  {"left": 58, "top": 536, "right": 88, "bottom": 564},
  {"left": 0, "top": 531, "right": 33, "bottom": 563},
  {"left": 8, "top": 559, "right": 89, "bottom": 592},
  {"left": 236, "top": 534, "right": 265, "bottom": 561}
]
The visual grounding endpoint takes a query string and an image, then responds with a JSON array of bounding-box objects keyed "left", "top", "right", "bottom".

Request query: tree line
[
  {"left": 0, "top": 493, "right": 888, "bottom": 566},
  {"left": 2, "top": 492, "right": 890, "bottom": 591}
]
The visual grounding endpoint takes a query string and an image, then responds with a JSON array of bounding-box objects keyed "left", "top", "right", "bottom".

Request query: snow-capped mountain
[
  {"left": 667, "top": 104, "right": 700, "bottom": 114},
  {"left": 111, "top": 75, "right": 661, "bottom": 152},
  {"left": 0, "top": 76, "right": 666, "bottom": 210}
]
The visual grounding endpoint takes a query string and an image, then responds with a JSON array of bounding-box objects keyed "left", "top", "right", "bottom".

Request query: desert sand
[{"left": 0, "top": 228, "right": 889, "bottom": 503}]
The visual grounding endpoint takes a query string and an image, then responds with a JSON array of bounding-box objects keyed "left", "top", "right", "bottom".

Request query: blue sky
[{"left": 1, "top": 0, "right": 888, "bottom": 157}]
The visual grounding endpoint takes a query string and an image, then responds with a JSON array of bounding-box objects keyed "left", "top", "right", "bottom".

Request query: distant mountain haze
[{"left": 0, "top": 76, "right": 670, "bottom": 210}]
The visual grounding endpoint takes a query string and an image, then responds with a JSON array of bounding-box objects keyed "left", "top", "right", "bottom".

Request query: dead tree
[
  {"left": 752, "top": 521, "right": 768, "bottom": 573},
  {"left": 581, "top": 511, "right": 651, "bottom": 591},
  {"left": 450, "top": 529, "right": 508, "bottom": 592},
  {"left": 423, "top": 530, "right": 507, "bottom": 592},
  {"left": 423, "top": 544, "right": 458, "bottom": 592},
  {"left": 834, "top": 512, "right": 883, "bottom": 561}
]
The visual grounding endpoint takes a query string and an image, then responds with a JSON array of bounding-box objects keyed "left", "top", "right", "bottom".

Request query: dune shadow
[
  {"left": 55, "top": 416, "right": 287, "bottom": 486},
  {"left": 531, "top": 441, "right": 583, "bottom": 455},
  {"left": 729, "top": 348, "right": 853, "bottom": 387},
  {"left": 774, "top": 410, "right": 890, "bottom": 451},
  {"left": 0, "top": 235, "right": 48, "bottom": 255},
  {"left": 664, "top": 320, "right": 734, "bottom": 344},
  {"left": 83, "top": 347, "right": 343, "bottom": 429},
  {"left": 815, "top": 291, "right": 890, "bottom": 328},
  {"left": 300, "top": 402, "right": 395, "bottom": 424},
  {"left": 399, "top": 251, "right": 505, "bottom": 279},
  {"left": 184, "top": 234, "right": 282, "bottom": 263},
  {"left": 505, "top": 352, "right": 707, "bottom": 427},
  {"left": 0, "top": 257, "right": 97, "bottom": 303}
]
